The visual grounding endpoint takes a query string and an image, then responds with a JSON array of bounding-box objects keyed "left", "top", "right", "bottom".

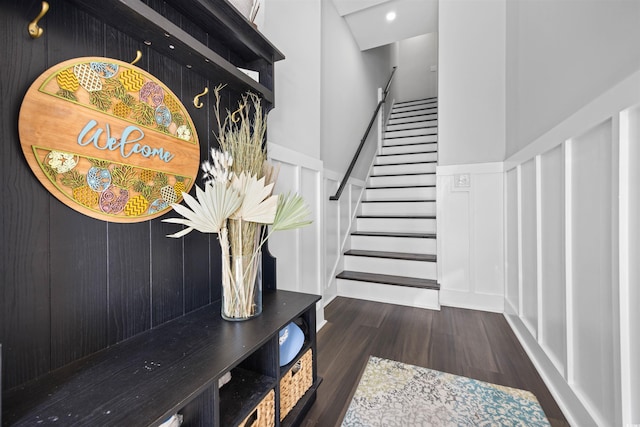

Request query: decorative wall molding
[
  {"left": 267, "top": 141, "right": 325, "bottom": 327},
  {"left": 504, "top": 70, "right": 640, "bottom": 426},
  {"left": 436, "top": 163, "right": 504, "bottom": 313}
]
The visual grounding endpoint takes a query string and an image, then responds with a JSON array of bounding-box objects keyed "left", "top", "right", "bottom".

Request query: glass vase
[{"left": 220, "top": 223, "right": 263, "bottom": 320}]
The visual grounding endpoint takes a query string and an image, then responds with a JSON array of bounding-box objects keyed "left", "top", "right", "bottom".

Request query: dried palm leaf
[
  {"left": 163, "top": 182, "right": 242, "bottom": 237},
  {"left": 229, "top": 172, "right": 278, "bottom": 224},
  {"left": 272, "top": 193, "right": 312, "bottom": 231}
]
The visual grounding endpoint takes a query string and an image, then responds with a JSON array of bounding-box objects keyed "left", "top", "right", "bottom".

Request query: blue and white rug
[{"left": 341, "top": 356, "right": 550, "bottom": 427}]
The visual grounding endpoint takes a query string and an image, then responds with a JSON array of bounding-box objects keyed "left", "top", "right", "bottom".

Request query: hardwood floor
[{"left": 301, "top": 297, "right": 569, "bottom": 427}]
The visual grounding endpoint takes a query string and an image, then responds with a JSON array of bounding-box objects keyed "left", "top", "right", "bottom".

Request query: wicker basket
[
  {"left": 279, "top": 349, "right": 313, "bottom": 421},
  {"left": 237, "top": 389, "right": 275, "bottom": 427}
]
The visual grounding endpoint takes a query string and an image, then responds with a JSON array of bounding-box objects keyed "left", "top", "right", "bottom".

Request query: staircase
[{"left": 336, "top": 97, "right": 440, "bottom": 310}]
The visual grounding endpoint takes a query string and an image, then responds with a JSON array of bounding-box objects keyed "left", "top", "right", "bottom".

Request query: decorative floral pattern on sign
[
  {"left": 36, "top": 147, "right": 191, "bottom": 218},
  {"left": 44, "top": 61, "right": 194, "bottom": 142}
]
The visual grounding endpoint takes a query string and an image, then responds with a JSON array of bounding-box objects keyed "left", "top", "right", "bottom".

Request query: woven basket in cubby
[
  {"left": 237, "top": 389, "right": 275, "bottom": 427},
  {"left": 279, "top": 348, "right": 313, "bottom": 421}
]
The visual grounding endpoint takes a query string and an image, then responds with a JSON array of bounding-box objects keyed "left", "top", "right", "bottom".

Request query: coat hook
[
  {"left": 28, "top": 1, "right": 49, "bottom": 39},
  {"left": 130, "top": 50, "right": 143, "bottom": 65},
  {"left": 193, "top": 87, "right": 209, "bottom": 109},
  {"left": 231, "top": 102, "right": 246, "bottom": 123}
]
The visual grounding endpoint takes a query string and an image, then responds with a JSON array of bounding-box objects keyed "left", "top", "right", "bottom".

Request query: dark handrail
[{"left": 330, "top": 67, "right": 397, "bottom": 201}]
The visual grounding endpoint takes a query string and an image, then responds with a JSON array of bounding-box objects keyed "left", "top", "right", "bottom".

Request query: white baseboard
[
  {"left": 439, "top": 289, "right": 503, "bottom": 313},
  {"left": 504, "top": 313, "right": 599, "bottom": 427}
]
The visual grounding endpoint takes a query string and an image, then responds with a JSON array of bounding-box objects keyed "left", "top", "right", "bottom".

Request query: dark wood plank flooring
[{"left": 301, "top": 297, "right": 569, "bottom": 427}]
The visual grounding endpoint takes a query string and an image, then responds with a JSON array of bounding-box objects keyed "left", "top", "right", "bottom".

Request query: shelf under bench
[{"left": 3, "top": 290, "right": 320, "bottom": 426}]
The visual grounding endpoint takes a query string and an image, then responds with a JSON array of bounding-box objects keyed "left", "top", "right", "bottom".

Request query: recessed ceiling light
[{"left": 386, "top": 11, "right": 396, "bottom": 21}]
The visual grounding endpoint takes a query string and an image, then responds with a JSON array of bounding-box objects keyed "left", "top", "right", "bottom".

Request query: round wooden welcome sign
[{"left": 19, "top": 57, "right": 200, "bottom": 223}]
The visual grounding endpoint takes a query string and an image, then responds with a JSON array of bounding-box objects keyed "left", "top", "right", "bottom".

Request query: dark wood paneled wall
[{"left": 0, "top": 0, "right": 257, "bottom": 392}]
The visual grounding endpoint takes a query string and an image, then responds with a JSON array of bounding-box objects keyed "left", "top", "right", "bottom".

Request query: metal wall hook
[
  {"left": 193, "top": 87, "right": 208, "bottom": 109},
  {"left": 130, "top": 50, "right": 143, "bottom": 65},
  {"left": 231, "top": 102, "right": 246, "bottom": 123},
  {"left": 28, "top": 1, "right": 49, "bottom": 39}
]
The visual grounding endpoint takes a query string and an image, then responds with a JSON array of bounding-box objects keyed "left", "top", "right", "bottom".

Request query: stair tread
[
  {"left": 345, "top": 249, "right": 436, "bottom": 262},
  {"left": 375, "top": 161, "right": 437, "bottom": 166},
  {"left": 367, "top": 185, "right": 435, "bottom": 189},
  {"left": 357, "top": 214, "right": 436, "bottom": 219},
  {"left": 392, "top": 106, "right": 438, "bottom": 113},
  {"left": 388, "top": 117, "right": 437, "bottom": 123},
  {"left": 384, "top": 134, "right": 437, "bottom": 140},
  {"left": 378, "top": 151, "right": 437, "bottom": 157},
  {"left": 352, "top": 231, "right": 436, "bottom": 238},
  {"left": 394, "top": 98, "right": 437, "bottom": 106},
  {"left": 386, "top": 125, "right": 438, "bottom": 132},
  {"left": 337, "top": 270, "right": 440, "bottom": 290},
  {"left": 371, "top": 172, "right": 436, "bottom": 177},
  {"left": 361, "top": 199, "right": 435, "bottom": 203},
  {"left": 382, "top": 142, "right": 437, "bottom": 149}
]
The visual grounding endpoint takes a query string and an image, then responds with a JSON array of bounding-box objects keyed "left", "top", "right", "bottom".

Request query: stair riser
[
  {"left": 337, "top": 280, "right": 440, "bottom": 310},
  {"left": 344, "top": 256, "right": 437, "bottom": 280},
  {"left": 356, "top": 217, "right": 436, "bottom": 234},
  {"left": 373, "top": 163, "right": 436, "bottom": 175},
  {"left": 389, "top": 113, "right": 437, "bottom": 123},
  {"left": 360, "top": 201, "right": 436, "bottom": 216},
  {"left": 392, "top": 105, "right": 438, "bottom": 115},
  {"left": 381, "top": 143, "right": 437, "bottom": 155},
  {"left": 384, "top": 134, "right": 438, "bottom": 145},
  {"left": 386, "top": 120, "right": 438, "bottom": 132},
  {"left": 385, "top": 128, "right": 437, "bottom": 139},
  {"left": 351, "top": 235, "right": 436, "bottom": 253},
  {"left": 369, "top": 174, "right": 436, "bottom": 187},
  {"left": 376, "top": 152, "right": 437, "bottom": 164},
  {"left": 366, "top": 187, "right": 436, "bottom": 201}
]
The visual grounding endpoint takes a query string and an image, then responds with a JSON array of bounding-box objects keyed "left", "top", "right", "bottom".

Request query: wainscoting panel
[
  {"left": 504, "top": 69, "right": 640, "bottom": 426},
  {"left": 267, "top": 143, "right": 324, "bottom": 325},
  {"left": 437, "top": 163, "right": 504, "bottom": 312},
  {"left": 569, "top": 120, "right": 618, "bottom": 426},
  {"left": 301, "top": 166, "right": 322, "bottom": 299},
  {"left": 505, "top": 168, "right": 519, "bottom": 315},
  {"left": 520, "top": 159, "right": 538, "bottom": 338},
  {"left": 324, "top": 176, "right": 341, "bottom": 302},
  {"left": 620, "top": 104, "right": 640, "bottom": 423},
  {"left": 438, "top": 178, "right": 470, "bottom": 293},
  {"left": 539, "top": 145, "right": 566, "bottom": 378}
]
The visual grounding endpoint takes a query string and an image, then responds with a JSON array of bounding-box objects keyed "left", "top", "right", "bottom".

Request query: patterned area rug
[{"left": 341, "top": 356, "right": 550, "bottom": 427}]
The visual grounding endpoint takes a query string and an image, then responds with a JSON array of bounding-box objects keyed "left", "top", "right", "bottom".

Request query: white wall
[
  {"left": 505, "top": 0, "right": 640, "bottom": 158},
  {"left": 438, "top": 0, "right": 506, "bottom": 166},
  {"left": 435, "top": 0, "right": 506, "bottom": 314},
  {"left": 395, "top": 33, "right": 438, "bottom": 102},
  {"left": 321, "top": 0, "right": 393, "bottom": 180},
  {"left": 262, "top": 0, "right": 322, "bottom": 159}
]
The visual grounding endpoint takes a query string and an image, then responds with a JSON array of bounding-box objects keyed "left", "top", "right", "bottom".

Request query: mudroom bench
[{"left": 3, "top": 290, "right": 320, "bottom": 426}]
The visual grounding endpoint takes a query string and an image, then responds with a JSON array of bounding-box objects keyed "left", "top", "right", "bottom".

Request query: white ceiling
[{"left": 332, "top": 0, "right": 438, "bottom": 51}]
